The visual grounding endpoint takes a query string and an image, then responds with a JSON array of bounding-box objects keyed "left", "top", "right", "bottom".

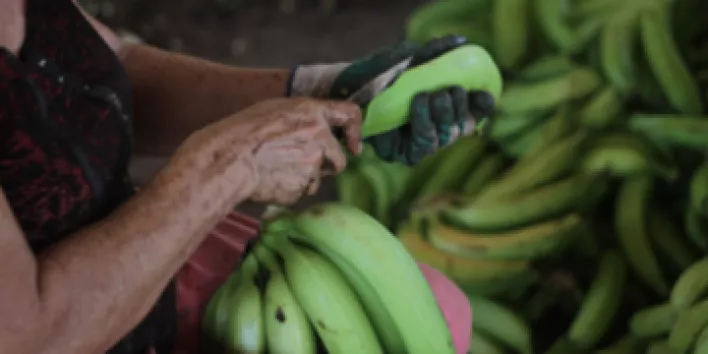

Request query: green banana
[
  {"left": 525, "top": 104, "right": 575, "bottom": 157},
  {"left": 336, "top": 168, "right": 373, "bottom": 215},
  {"left": 426, "top": 213, "right": 584, "bottom": 261},
  {"left": 253, "top": 245, "right": 316, "bottom": 354},
  {"left": 694, "top": 327, "right": 708, "bottom": 354},
  {"left": 580, "top": 132, "right": 678, "bottom": 181},
  {"left": 600, "top": 9, "right": 639, "bottom": 95},
  {"left": 478, "top": 130, "right": 588, "bottom": 202},
  {"left": 690, "top": 162, "right": 708, "bottom": 215},
  {"left": 685, "top": 207, "right": 708, "bottom": 252},
  {"left": 628, "top": 114, "right": 708, "bottom": 150},
  {"left": 422, "top": 21, "right": 493, "bottom": 50},
  {"left": 461, "top": 152, "right": 507, "bottom": 197},
  {"left": 533, "top": 0, "right": 576, "bottom": 52},
  {"left": 499, "top": 67, "right": 601, "bottom": 114},
  {"left": 629, "top": 303, "right": 678, "bottom": 338},
  {"left": 443, "top": 173, "right": 608, "bottom": 232},
  {"left": 615, "top": 175, "right": 669, "bottom": 296},
  {"left": 647, "top": 339, "right": 680, "bottom": 354},
  {"left": 358, "top": 160, "right": 395, "bottom": 227},
  {"left": 225, "top": 255, "right": 265, "bottom": 353},
  {"left": 488, "top": 112, "right": 550, "bottom": 142},
  {"left": 595, "top": 336, "right": 644, "bottom": 353},
  {"left": 406, "top": 0, "right": 491, "bottom": 43},
  {"left": 499, "top": 114, "right": 552, "bottom": 158},
  {"left": 571, "top": 16, "right": 608, "bottom": 52},
  {"left": 493, "top": 0, "right": 529, "bottom": 69},
  {"left": 415, "top": 134, "right": 487, "bottom": 200},
  {"left": 468, "top": 331, "right": 505, "bottom": 354},
  {"left": 648, "top": 209, "right": 698, "bottom": 274},
  {"left": 201, "top": 271, "right": 241, "bottom": 352},
  {"left": 571, "top": 0, "right": 623, "bottom": 20},
  {"left": 401, "top": 144, "right": 449, "bottom": 205},
  {"left": 518, "top": 55, "right": 577, "bottom": 82},
  {"left": 567, "top": 250, "right": 627, "bottom": 349},
  {"left": 262, "top": 233, "right": 383, "bottom": 353},
  {"left": 468, "top": 295, "right": 533, "bottom": 354},
  {"left": 398, "top": 221, "right": 534, "bottom": 296},
  {"left": 670, "top": 257, "right": 708, "bottom": 310},
  {"left": 578, "top": 86, "right": 624, "bottom": 129},
  {"left": 284, "top": 203, "right": 455, "bottom": 353},
  {"left": 669, "top": 298, "right": 708, "bottom": 352},
  {"left": 639, "top": 6, "right": 704, "bottom": 114}
]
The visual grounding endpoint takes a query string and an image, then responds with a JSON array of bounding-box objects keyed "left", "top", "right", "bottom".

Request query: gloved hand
[{"left": 287, "top": 35, "right": 496, "bottom": 165}]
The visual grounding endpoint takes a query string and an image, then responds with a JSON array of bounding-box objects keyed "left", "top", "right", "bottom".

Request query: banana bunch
[
  {"left": 625, "top": 257, "right": 708, "bottom": 353},
  {"left": 406, "top": 0, "right": 705, "bottom": 115},
  {"left": 202, "top": 202, "right": 455, "bottom": 354}
]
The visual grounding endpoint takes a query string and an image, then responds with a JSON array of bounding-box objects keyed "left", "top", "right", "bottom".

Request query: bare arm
[
  {"left": 77, "top": 5, "right": 291, "bottom": 155},
  {"left": 0, "top": 155, "right": 256, "bottom": 354},
  {"left": 122, "top": 45, "right": 291, "bottom": 155}
]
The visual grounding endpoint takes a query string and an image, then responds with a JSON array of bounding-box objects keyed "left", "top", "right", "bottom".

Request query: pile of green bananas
[
  {"left": 329, "top": 0, "right": 708, "bottom": 352},
  {"left": 200, "top": 202, "right": 455, "bottom": 354}
]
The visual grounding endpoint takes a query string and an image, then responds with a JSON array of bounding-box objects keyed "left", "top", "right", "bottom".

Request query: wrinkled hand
[
  {"left": 172, "top": 97, "right": 361, "bottom": 206},
  {"left": 288, "top": 35, "right": 496, "bottom": 165}
]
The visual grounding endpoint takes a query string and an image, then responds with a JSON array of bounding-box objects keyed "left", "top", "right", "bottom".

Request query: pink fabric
[{"left": 173, "top": 211, "right": 471, "bottom": 354}]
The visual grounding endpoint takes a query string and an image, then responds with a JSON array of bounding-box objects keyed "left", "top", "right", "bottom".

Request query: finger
[
  {"left": 449, "top": 86, "right": 470, "bottom": 140},
  {"left": 321, "top": 100, "right": 363, "bottom": 154},
  {"left": 320, "top": 133, "right": 348, "bottom": 174},
  {"left": 409, "top": 93, "right": 437, "bottom": 164},
  {"left": 468, "top": 90, "right": 496, "bottom": 119},
  {"left": 431, "top": 91, "right": 455, "bottom": 147},
  {"left": 409, "top": 35, "right": 468, "bottom": 67}
]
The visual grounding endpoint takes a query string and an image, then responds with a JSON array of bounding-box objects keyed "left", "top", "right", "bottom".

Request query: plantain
[
  {"left": 443, "top": 173, "right": 608, "bottom": 232},
  {"left": 669, "top": 299, "right": 708, "bottom": 352},
  {"left": 518, "top": 55, "right": 577, "bottom": 82},
  {"left": 627, "top": 114, "right": 708, "bottom": 150},
  {"left": 615, "top": 175, "right": 669, "bottom": 296},
  {"left": 397, "top": 221, "right": 535, "bottom": 295},
  {"left": 629, "top": 303, "right": 678, "bottom": 338},
  {"left": 567, "top": 250, "right": 627, "bottom": 349},
  {"left": 648, "top": 209, "right": 698, "bottom": 274},
  {"left": 580, "top": 132, "right": 678, "bottom": 181},
  {"left": 499, "top": 67, "right": 601, "bottom": 114},
  {"left": 461, "top": 151, "right": 507, "bottom": 198},
  {"left": 405, "top": 0, "right": 491, "bottom": 43},
  {"left": 425, "top": 213, "right": 584, "bottom": 261},
  {"left": 578, "top": 86, "right": 624, "bottom": 129},
  {"left": 478, "top": 130, "right": 589, "bottom": 202},
  {"left": 493, "top": 0, "right": 529, "bottom": 70},
  {"left": 600, "top": 8, "right": 640, "bottom": 95},
  {"left": 639, "top": 6, "right": 704, "bottom": 114}
]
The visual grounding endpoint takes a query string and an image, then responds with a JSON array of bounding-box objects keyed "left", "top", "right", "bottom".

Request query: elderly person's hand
[
  {"left": 288, "top": 35, "right": 496, "bottom": 165},
  {"left": 166, "top": 97, "right": 362, "bottom": 206}
]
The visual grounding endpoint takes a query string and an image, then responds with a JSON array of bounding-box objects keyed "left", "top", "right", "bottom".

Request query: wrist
[{"left": 151, "top": 143, "right": 259, "bottom": 207}]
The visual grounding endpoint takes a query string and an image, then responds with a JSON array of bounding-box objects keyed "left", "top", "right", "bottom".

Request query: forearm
[
  {"left": 23, "top": 157, "right": 255, "bottom": 353},
  {"left": 122, "top": 43, "right": 290, "bottom": 155}
]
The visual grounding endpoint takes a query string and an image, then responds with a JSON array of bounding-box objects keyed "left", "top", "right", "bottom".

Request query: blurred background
[{"left": 83, "top": 0, "right": 425, "bottom": 66}]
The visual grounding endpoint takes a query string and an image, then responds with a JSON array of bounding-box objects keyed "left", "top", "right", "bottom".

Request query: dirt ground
[{"left": 110, "top": 0, "right": 425, "bottom": 217}]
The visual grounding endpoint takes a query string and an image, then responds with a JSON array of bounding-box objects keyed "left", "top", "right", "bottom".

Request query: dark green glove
[
  {"left": 288, "top": 35, "right": 496, "bottom": 165},
  {"left": 332, "top": 36, "right": 495, "bottom": 165}
]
